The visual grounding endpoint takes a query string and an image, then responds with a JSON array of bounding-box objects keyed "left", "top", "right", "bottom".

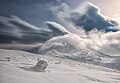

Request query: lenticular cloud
[{"left": 0, "top": 16, "right": 68, "bottom": 43}]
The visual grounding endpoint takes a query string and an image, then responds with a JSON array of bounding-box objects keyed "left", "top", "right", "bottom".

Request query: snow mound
[{"left": 33, "top": 60, "right": 48, "bottom": 72}]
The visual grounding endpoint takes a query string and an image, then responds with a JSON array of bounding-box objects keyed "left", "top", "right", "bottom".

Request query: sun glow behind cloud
[
  {"left": 66, "top": 0, "right": 120, "bottom": 28},
  {"left": 91, "top": 0, "right": 120, "bottom": 24}
]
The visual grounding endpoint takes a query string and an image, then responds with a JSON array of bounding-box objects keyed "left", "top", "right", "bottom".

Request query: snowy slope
[{"left": 0, "top": 49, "right": 120, "bottom": 83}]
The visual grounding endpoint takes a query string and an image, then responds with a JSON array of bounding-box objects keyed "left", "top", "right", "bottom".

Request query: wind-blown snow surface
[{"left": 0, "top": 49, "right": 120, "bottom": 83}]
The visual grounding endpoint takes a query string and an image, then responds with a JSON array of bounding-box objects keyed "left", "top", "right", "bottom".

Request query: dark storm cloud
[
  {"left": 69, "top": 3, "right": 119, "bottom": 32},
  {"left": 0, "top": 0, "right": 68, "bottom": 44},
  {"left": 0, "top": 0, "right": 64, "bottom": 27},
  {"left": 0, "top": 1, "right": 119, "bottom": 44},
  {"left": 0, "top": 16, "right": 68, "bottom": 44},
  {"left": 0, "top": 0, "right": 65, "bottom": 4}
]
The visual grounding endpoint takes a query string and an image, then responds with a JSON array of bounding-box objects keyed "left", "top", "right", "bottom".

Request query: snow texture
[{"left": 0, "top": 49, "right": 120, "bottom": 83}]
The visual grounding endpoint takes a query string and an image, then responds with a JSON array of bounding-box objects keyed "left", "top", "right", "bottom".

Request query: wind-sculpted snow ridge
[{"left": 0, "top": 16, "right": 68, "bottom": 44}]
